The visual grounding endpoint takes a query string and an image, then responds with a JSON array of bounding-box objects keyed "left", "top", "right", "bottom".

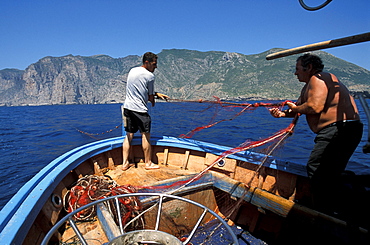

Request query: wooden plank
[
  {"left": 163, "top": 148, "right": 169, "bottom": 165},
  {"left": 107, "top": 152, "right": 115, "bottom": 170},
  {"left": 233, "top": 163, "right": 260, "bottom": 188},
  {"left": 182, "top": 150, "right": 190, "bottom": 169},
  {"left": 94, "top": 162, "right": 104, "bottom": 176}
]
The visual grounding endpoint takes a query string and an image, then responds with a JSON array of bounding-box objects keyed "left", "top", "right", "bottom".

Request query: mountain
[{"left": 1, "top": 49, "right": 369, "bottom": 106}]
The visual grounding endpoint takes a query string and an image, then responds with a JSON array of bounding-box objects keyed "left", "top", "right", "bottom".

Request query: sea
[{"left": 1, "top": 100, "right": 370, "bottom": 210}]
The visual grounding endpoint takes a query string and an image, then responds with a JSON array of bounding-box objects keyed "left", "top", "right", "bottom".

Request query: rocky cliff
[{"left": 1, "top": 49, "right": 369, "bottom": 106}]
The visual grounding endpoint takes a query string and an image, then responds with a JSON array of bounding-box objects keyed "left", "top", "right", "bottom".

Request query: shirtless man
[{"left": 270, "top": 53, "right": 363, "bottom": 212}]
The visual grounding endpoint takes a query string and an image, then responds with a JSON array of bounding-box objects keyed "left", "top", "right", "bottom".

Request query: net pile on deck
[{"left": 64, "top": 175, "right": 143, "bottom": 229}]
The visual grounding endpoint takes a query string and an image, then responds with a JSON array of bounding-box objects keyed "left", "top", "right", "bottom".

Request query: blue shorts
[{"left": 123, "top": 109, "right": 151, "bottom": 133}]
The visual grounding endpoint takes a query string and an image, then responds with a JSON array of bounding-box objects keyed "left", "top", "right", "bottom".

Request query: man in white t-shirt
[{"left": 122, "top": 52, "right": 169, "bottom": 171}]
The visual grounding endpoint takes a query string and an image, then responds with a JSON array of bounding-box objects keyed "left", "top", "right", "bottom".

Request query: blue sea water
[{"left": 1, "top": 101, "right": 370, "bottom": 210}]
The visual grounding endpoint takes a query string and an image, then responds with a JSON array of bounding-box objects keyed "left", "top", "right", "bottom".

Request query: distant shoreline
[{"left": 1, "top": 92, "right": 369, "bottom": 107}]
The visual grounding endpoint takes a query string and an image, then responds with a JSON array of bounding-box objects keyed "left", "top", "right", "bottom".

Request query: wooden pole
[
  {"left": 266, "top": 32, "right": 370, "bottom": 60},
  {"left": 250, "top": 187, "right": 368, "bottom": 235}
]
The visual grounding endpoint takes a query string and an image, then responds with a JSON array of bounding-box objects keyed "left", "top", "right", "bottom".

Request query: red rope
[
  {"left": 169, "top": 96, "right": 292, "bottom": 108},
  {"left": 178, "top": 96, "right": 292, "bottom": 138},
  {"left": 178, "top": 117, "right": 298, "bottom": 189}
]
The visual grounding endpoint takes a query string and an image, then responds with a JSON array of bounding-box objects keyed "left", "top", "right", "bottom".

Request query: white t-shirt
[{"left": 124, "top": 67, "right": 155, "bottom": 113}]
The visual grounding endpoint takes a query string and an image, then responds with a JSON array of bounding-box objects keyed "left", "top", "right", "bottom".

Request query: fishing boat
[{"left": 0, "top": 100, "right": 369, "bottom": 245}]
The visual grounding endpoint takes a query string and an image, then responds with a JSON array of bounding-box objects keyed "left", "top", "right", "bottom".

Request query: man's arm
[
  {"left": 269, "top": 97, "right": 301, "bottom": 118},
  {"left": 148, "top": 92, "right": 170, "bottom": 107},
  {"left": 288, "top": 75, "right": 327, "bottom": 115},
  {"left": 148, "top": 94, "right": 155, "bottom": 107}
]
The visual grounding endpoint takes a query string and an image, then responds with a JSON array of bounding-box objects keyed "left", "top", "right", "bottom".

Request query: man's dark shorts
[
  {"left": 123, "top": 108, "right": 151, "bottom": 133},
  {"left": 307, "top": 120, "right": 363, "bottom": 179}
]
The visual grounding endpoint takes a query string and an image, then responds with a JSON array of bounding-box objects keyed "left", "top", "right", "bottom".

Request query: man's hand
[
  {"left": 155, "top": 92, "right": 170, "bottom": 101},
  {"left": 269, "top": 102, "right": 297, "bottom": 118},
  {"left": 269, "top": 108, "right": 286, "bottom": 118}
]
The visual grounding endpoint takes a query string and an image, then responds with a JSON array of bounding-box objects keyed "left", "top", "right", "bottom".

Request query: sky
[{"left": 0, "top": 0, "right": 369, "bottom": 71}]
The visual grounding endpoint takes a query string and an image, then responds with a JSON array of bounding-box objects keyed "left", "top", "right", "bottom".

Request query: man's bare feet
[
  {"left": 144, "top": 163, "right": 159, "bottom": 170},
  {"left": 122, "top": 163, "right": 135, "bottom": 171}
]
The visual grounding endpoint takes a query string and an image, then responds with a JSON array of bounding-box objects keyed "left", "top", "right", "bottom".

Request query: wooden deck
[
  {"left": 106, "top": 162, "right": 199, "bottom": 187},
  {"left": 60, "top": 163, "right": 219, "bottom": 245}
]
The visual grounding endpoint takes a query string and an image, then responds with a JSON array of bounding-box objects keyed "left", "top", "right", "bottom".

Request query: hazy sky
[{"left": 1, "top": 0, "right": 369, "bottom": 70}]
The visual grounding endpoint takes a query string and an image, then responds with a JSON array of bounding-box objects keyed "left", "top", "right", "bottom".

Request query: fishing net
[
  {"left": 168, "top": 97, "right": 298, "bottom": 159},
  {"left": 64, "top": 97, "right": 299, "bottom": 244},
  {"left": 63, "top": 175, "right": 144, "bottom": 230},
  {"left": 69, "top": 99, "right": 297, "bottom": 200},
  {"left": 175, "top": 97, "right": 292, "bottom": 138}
]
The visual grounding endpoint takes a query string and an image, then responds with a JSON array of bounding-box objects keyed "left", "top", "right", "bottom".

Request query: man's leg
[
  {"left": 122, "top": 132, "right": 134, "bottom": 170},
  {"left": 307, "top": 123, "right": 363, "bottom": 213},
  {"left": 142, "top": 132, "right": 159, "bottom": 169}
]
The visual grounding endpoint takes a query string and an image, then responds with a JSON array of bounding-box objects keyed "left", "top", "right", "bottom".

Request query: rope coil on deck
[{"left": 64, "top": 175, "right": 143, "bottom": 229}]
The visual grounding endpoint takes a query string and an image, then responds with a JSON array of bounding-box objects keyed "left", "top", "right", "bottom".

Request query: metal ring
[
  {"left": 51, "top": 193, "right": 63, "bottom": 208},
  {"left": 217, "top": 159, "right": 225, "bottom": 167}
]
